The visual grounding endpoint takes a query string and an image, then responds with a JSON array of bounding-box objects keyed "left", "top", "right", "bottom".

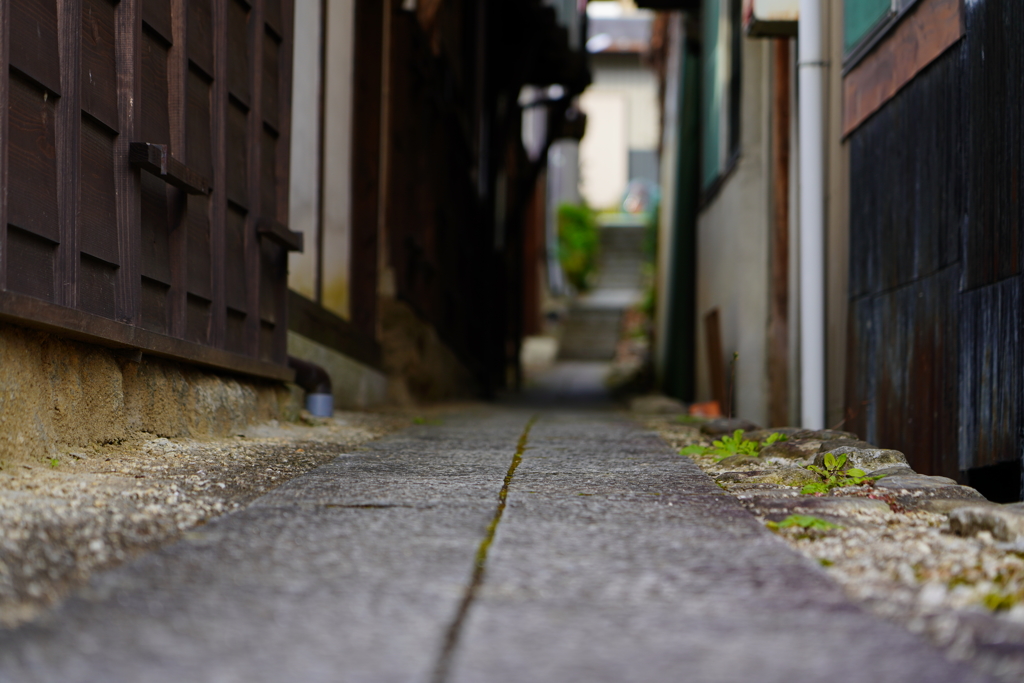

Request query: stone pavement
[{"left": 0, "top": 406, "right": 994, "bottom": 682}]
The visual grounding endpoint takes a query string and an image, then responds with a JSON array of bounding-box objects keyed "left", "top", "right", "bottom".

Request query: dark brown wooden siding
[
  {"left": 0, "top": 0, "right": 297, "bottom": 380},
  {"left": 846, "top": 0, "right": 1024, "bottom": 482}
]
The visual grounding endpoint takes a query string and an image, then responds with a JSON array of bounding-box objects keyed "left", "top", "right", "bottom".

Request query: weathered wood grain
[{"left": 843, "top": 0, "right": 964, "bottom": 136}]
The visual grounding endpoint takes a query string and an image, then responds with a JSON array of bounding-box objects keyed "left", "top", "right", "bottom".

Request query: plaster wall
[
  {"left": 287, "top": 331, "right": 388, "bottom": 410},
  {"left": 287, "top": 0, "right": 355, "bottom": 318},
  {"left": 694, "top": 37, "right": 772, "bottom": 426},
  {"left": 287, "top": 0, "right": 324, "bottom": 301},
  {"left": 579, "top": 53, "right": 660, "bottom": 209}
]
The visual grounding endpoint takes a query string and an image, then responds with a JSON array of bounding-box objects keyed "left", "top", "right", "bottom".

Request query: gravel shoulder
[
  {"left": 642, "top": 412, "right": 1024, "bottom": 683},
  {"left": 0, "top": 406, "right": 472, "bottom": 627}
]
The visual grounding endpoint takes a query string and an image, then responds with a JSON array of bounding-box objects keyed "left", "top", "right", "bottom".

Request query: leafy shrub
[{"left": 557, "top": 203, "right": 599, "bottom": 292}]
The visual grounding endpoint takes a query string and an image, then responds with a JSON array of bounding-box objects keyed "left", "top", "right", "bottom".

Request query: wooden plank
[
  {"left": 115, "top": 0, "right": 143, "bottom": 324},
  {"left": 843, "top": 0, "right": 964, "bottom": 136},
  {"left": 6, "top": 227, "right": 57, "bottom": 302},
  {"left": 226, "top": 0, "right": 251, "bottom": 105},
  {"left": 274, "top": 0, "right": 294, "bottom": 363},
  {"left": 0, "top": 0, "right": 9, "bottom": 291},
  {"left": 129, "top": 142, "right": 210, "bottom": 193},
  {"left": 288, "top": 290, "right": 383, "bottom": 370},
  {"left": 185, "top": 196, "right": 212, "bottom": 298},
  {"left": 349, "top": 0, "right": 384, "bottom": 338},
  {"left": 256, "top": 217, "right": 302, "bottom": 252},
  {"left": 959, "top": 277, "right": 1021, "bottom": 470},
  {"left": 704, "top": 307, "right": 727, "bottom": 414},
  {"left": 186, "top": 0, "right": 213, "bottom": 77},
  {"left": 81, "top": 0, "right": 119, "bottom": 132},
  {"left": 263, "top": 0, "right": 281, "bottom": 37},
  {"left": 57, "top": 0, "right": 83, "bottom": 307},
  {"left": 225, "top": 101, "right": 249, "bottom": 205},
  {"left": 142, "top": 0, "right": 173, "bottom": 44},
  {"left": 260, "top": 126, "right": 277, "bottom": 218},
  {"left": 80, "top": 119, "right": 119, "bottom": 264},
  {"left": 185, "top": 67, "right": 213, "bottom": 180},
  {"left": 78, "top": 252, "right": 117, "bottom": 318},
  {"left": 224, "top": 205, "right": 247, "bottom": 311},
  {"left": 208, "top": 0, "right": 228, "bottom": 349},
  {"left": 767, "top": 38, "right": 790, "bottom": 427},
  {"left": 140, "top": 29, "right": 171, "bottom": 143},
  {"left": 7, "top": 75, "right": 60, "bottom": 243},
  {"left": 10, "top": 0, "right": 61, "bottom": 95},
  {"left": 168, "top": 0, "right": 188, "bottom": 339},
  {"left": 260, "top": 27, "right": 280, "bottom": 132},
  {"left": 0, "top": 289, "right": 294, "bottom": 381},
  {"left": 244, "top": 0, "right": 263, "bottom": 358},
  {"left": 139, "top": 171, "right": 173, "bottom": 285}
]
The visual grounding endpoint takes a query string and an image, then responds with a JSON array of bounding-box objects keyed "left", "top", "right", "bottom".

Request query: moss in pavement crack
[{"left": 432, "top": 415, "right": 537, "bottom": 683}]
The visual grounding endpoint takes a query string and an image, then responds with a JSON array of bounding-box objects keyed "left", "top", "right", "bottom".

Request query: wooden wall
[
  {"left": 846, "top": 0, "right": 1024, "bottom": 482},
  {"left": 0, "top": 0, "right": 298, "bottom": 380}
]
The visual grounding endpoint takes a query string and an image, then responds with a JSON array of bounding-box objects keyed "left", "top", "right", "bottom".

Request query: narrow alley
[
  {"left": 5, "top": 0, "right": 1024, "bottom": 680},
  {"left": 0, "top": 399, "right": 991, "bottom": 682}
]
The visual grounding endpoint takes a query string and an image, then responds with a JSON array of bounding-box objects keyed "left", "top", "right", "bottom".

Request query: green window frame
[
  {"left": 844, "top": 0, "right": 893, "bottom": 53},
  {"left": 700, "top": 0, "right": 742, "bottom": 191}
]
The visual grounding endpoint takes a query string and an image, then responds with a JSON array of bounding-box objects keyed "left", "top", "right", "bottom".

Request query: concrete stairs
[{"left": 558, "top": 222, "right": 646, "bottom": 361}]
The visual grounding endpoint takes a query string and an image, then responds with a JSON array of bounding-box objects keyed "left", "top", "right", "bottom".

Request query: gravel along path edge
[{"left": 642, "top": 412, "right": 1024, "bottom": 683}]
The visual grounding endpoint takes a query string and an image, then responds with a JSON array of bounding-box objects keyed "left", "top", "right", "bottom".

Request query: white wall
[
  {"left": 694, "top": 37, "right": 773, "bottom": 426},
  {"left": 578, "top": 53, "right": 659, "bottom": 210},
  {"left": 320, "top": 0, "right": 355, "bottom": 318},
  {"left": 579, "top": 89, "right": 627, "bottom": 209},
  {"left": 287, "top": 0, "right": 355, "bottom": 319},
  {"left": 287, "top": 0, "right": 323, "bottom": 300}
]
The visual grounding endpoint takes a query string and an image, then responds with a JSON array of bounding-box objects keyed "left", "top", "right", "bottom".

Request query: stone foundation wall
[
  {"left": 0, "top": 323, "right": 301, "bottom": 467},
  {"left": 378, "top": 298, "right": 479, "bottom": 405}
]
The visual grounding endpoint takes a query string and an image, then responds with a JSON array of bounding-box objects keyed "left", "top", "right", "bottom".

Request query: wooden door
[{"left": 0, "top": 0, "right": 299, "bottom": 379}]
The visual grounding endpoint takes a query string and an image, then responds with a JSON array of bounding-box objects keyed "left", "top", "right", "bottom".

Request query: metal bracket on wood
[
  {"left": 257, "top": 217, "right": 304, "bottom": 252},
  {"left": 129, "top": 142, "right": 211, "bottom": 195}
]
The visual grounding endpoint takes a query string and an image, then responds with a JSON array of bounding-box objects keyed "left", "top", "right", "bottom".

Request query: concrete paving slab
[
  {"left": 0, "top": 407, "right": 996, "bottom": 683},
  {"left": 448, "top": 412, "right": 994, "bottom": 683}
]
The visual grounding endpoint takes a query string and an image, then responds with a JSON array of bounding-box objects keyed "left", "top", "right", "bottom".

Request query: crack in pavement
[{"left": 431, "top": 415, "right": 537, "bottom": 683}]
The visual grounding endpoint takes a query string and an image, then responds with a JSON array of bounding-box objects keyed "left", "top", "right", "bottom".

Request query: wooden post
[
  {"left": 349, "top": 0, "right": 384, "bottom": 338},
  {"left": 768, "top": 39, "right": 791, "bottom": 427},
  {"left": 705, "top": 307, "right": 727, "bottom": 413},
  {"left": 56, "top": 0, "right": 81, "bottom": 308},
  {"left": 115, "top": 0, "right": 142, "bottom": 324},
  {"left": 210, "top": 0, "right": 228, "bottom": 349}
]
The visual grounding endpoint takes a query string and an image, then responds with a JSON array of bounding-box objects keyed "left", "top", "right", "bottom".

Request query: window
[
  {"left": 844, "top": 0, "right": 919, "bottom": 59},
  {"left": 700, "top": 0, "right": 742, "bottom": 191},
  {"left": 845, "top": 0, "right": 892, "bottom": 53}
]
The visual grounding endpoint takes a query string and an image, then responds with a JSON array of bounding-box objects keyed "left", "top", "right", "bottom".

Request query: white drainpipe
[{"left": 797, "top": 0, "right": 826, "bottom": 429}]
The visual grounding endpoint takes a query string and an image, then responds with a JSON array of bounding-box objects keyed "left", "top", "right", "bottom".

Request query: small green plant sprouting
[
  {"left": 766, "top": 514, "right": 842, "bottom": 532},
  {"left": 680, "top": 430, "right": 788, "bottom": 462},
  {"left": 983, "top": 591, "right": 1018, "bottom": 612},
  {"left": 412, "top": 417, "right": 442, "bottom": 426},
  {"left": 819, "top": 558, "right": 835, "bottom": 567},
  {"left": 49, "top": 458, "right": 60, "bottom": 469},
  {"left": 800, "top": 452, "right": 882, "bottom": 495}
]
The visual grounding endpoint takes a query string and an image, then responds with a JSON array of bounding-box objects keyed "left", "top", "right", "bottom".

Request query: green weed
[
  {"left": 680, "top": 430, "right": 789, "bottom": 462},
  {"left": 800, "top": 452, "right": 882, "bottom": 495},
  {"left": 766, "top": 514, "right": 842, "bottom": 532},
  {"left": 984, "top": 591, "right": 1018, "bottom": 612}
]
